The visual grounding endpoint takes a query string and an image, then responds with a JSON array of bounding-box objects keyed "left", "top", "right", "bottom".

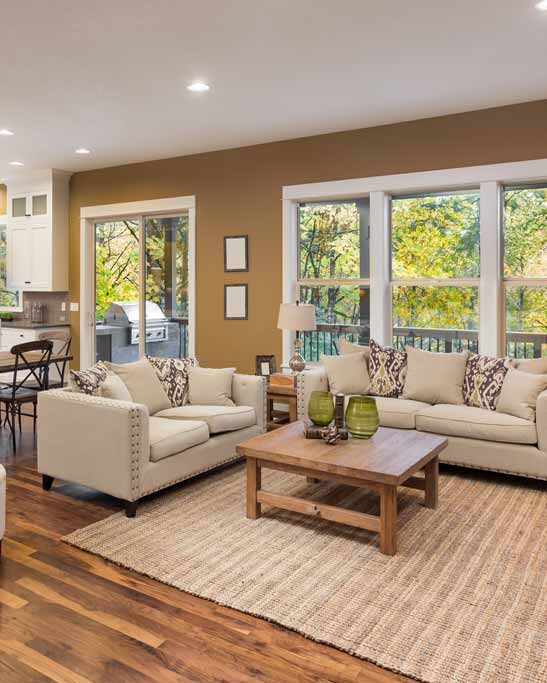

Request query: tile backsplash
[{"left": 13, "top": 292, "right": 69, "bottom": 325}]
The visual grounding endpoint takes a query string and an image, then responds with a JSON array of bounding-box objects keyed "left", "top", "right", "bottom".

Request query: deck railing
[{"left": 302, "top": 324, "right": 547, "bottom": 361}]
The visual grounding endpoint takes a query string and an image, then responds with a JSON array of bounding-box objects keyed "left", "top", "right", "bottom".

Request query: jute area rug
[{"left": 64, "top": 463, "right": 547, "bottom": 683}]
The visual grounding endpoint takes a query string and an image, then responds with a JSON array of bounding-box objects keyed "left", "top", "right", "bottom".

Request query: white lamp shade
[{"left": 277, "top": 303, "right": 316, "bottom": 331}]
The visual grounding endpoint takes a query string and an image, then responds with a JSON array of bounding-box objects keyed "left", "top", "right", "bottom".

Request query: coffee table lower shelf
[{"left": 245, "top": 457, "right": 439, "bottom": 556}]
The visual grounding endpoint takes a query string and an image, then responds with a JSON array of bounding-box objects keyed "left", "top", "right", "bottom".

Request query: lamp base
[{"left": 288, "top": 352, "right": 306, "bottom": 373}]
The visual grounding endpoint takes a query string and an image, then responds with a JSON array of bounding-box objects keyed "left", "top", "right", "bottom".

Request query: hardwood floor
[{"left": 0, "top": 419, "right": 413, "bottom": 683}]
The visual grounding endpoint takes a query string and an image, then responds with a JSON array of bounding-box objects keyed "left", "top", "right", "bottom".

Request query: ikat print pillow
[
  {"left": 368, "top": 339, "right": 407, "bottom": 398},
  {"left": 147, "top": 356, "right": 198, "bottom": 407},
  {"left": 463, "top": 354, "right": 514, "bottom": 411}
]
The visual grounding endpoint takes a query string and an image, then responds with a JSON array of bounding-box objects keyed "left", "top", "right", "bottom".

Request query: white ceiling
[{"left": 1, "top": 0, "right": 547, "bottom": 175}]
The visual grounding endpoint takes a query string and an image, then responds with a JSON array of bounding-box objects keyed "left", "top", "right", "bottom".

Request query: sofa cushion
[
  {"left": 517, "top": 357, "right": 547, "bottom": 375},
  {"left": 147, "top": 356, "right": 198, "bottom": 407},
  {"left": 369, "top": 339, "right": 407, "bottom": 398},
  {"left": 106, "top": 358, "right": 171, "bottom": 415},
  {"left": 98, "top": 373, "right": 133, "bottom": 402},
  {"left": 148, "top": 417, "right": 209, "bottom": 462},
  {"left": 343, "top": 396, "right": 430, "bottom": 429},
  {"left": 402, "top": 347, "right": 468, "bottom": 405},
  {"left": 338, "top": 338, "right": 371, "bottom": 361},
  {"left": 496, "top": 368, "right": 547, "bottom": 422},
  {"left": 463, "top": 354, "right": 513, "bottom": 411},
  {"left": 188, "top": 366, "right": 236, "bottom": 406},
  {"left": 70, "top": 362, "right": 109, "bottom": 395},
  {"left": 321, "top": 352, "right": 370, "bottom": 395},
  {"left": 154, "top": 405, "right": 256, "bottom": 434},
  {"left": 415, "top": 404, "right": 537, "bottom": 445}
]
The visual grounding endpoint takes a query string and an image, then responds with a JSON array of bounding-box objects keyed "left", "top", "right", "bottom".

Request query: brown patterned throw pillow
[
  {"left": 369, "top": 339, "right": 407, "bottom": 398},
  {"left": 70, "top": 362, "right": 109, "bottom": 395},
  {"left": 463, "top": 354, "right": 514, "bottom": 411},
  {"left": 147, "top": 356, "right": 198, "bottom": 407}
]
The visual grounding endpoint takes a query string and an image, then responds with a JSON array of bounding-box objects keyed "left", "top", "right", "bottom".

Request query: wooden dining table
[{"left": 0, "top": 351, "right": 74, "bottom": 375}]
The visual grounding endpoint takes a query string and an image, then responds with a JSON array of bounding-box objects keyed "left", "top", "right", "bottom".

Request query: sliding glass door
[{"left": 93, "top": 212, "right": 190, "bottom": 364}]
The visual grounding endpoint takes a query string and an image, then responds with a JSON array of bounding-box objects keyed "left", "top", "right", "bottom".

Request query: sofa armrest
[
  {"left": 37, "top": 390, "right": 149, "bottom": 502},
  {"left": 536, "top": 389, "right": 547, "bottom": 452},
  {"left": 232, "top": 374, "right": 267, "bottom": 431},
  {"left": 296, "top": 366, "right": 329, "bottom": 419}
]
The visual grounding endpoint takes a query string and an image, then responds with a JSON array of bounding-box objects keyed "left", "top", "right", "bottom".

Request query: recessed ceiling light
[
  {"left": 75, "top": 147, "right": 91, "bottom": 154},
  {"left": 9, "top": 161, "right": 23, "bottom": 166},
  {"left": 187, "top": 81, "right": 210, "bottom": 92},
  {"left": 0, "top": 129, "right": 14, "bottom": 136},
  {"left": 536, "top": 1, "right": 547, "bottom": 9}
]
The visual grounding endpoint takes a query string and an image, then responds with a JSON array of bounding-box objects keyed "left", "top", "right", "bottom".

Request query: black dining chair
[
  {"left": 38, "top": 330, "right": 72, "bottom": 388},
  {"left": 0, "top": 340, "right": 53, "bottom": 451}
]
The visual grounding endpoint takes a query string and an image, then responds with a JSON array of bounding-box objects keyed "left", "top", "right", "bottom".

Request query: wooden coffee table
[{"left": 236, "top": 421, "right": 448, "bottom": 555}]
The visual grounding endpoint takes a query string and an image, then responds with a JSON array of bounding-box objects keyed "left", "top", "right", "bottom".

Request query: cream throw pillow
[
  {"left": 517, "top": 357, "right": 547, "bottom": 375},
  {"left": 402, "top": 347, "right": 469, "bottom": 405},
  {"left": 105, "top": 358, "right": 171, "bottom": 415},
  {"left": 338, "top": 338, "right": 371, "bottom": 362},
  {"left": 496, "top": 368, "right": 547, "bottom": 422},
  {"left": 99, "top": 373, "right": 133, "bottom": 402},
  {"left": 188, "top": 367, "right": 236, "bottom": 406},
  {"left": 320, "top": 353, "right": 370, "bottom": 395}
]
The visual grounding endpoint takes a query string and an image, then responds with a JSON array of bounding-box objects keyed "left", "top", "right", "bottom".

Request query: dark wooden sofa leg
[
  {"left": 42, "top": 475, "right": 54, "bottom": 491},
  {"left": 125, "top": 500, "right": 138, "bottom": 518}
]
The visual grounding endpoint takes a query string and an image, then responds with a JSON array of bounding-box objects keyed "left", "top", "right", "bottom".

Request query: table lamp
[{"left": 277, "top": 301, "right": 316, "bottom": 373}]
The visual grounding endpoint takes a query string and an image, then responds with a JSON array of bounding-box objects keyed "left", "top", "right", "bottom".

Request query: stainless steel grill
[{"left": 103, "top": 301, "right": 168, "bottom": 345}]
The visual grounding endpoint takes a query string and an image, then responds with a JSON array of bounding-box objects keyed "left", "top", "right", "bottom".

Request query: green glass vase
[
  {"left": 345, "top": 396, "right": 379, "bottom": 439},
  {"left": 308, "top": 391, "right": 334, "bottom": 427}
]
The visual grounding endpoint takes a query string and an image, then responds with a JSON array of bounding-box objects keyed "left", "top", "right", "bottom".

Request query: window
[
  {"left": 298, "top": 200, "right": 369, "bottom": 360},
  {"left": 0, "top": 221, "right": 21, "bottom": 311},
  {"left": 391, "top": 191, "right": 480, "bottom": 352},
  {"left": 503, "top": 185, "right": 547, "bottom": 358}
]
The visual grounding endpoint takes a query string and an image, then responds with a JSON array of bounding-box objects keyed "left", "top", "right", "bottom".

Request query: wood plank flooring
[{"left": 0, "top": 418, "right": 413, "bottom": 683}]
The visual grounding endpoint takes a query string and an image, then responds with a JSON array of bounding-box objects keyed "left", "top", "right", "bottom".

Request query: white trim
[
  {"left": 282, "top": 158, "right": 547, "bottom": 361},
  {"left": 479, "top": 181, "right": 502, "bottom": 356},
  {"left": 369, "top": 191, "right": 391, "bottom": 345},
  {"left": 80, "top": 196, "right": 195, "bottom": 220},
  {"left": 283, "top": 158, "right": 547, "bottom": 202},
  {"left": 79, "top": 196, "right": 196, "bottom": 369}
]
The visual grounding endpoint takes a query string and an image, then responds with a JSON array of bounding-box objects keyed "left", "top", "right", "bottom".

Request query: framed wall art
[
  {"left": 224, "top": 235, "right": 248, "bottom": 272},
  {"left": 224, "top": 284, "right": 248, "bottom": 320}
]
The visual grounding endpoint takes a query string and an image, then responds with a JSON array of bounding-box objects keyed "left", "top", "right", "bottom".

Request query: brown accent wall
[{"left": 69, "top": 99, "right": 547, "bottom": 372}]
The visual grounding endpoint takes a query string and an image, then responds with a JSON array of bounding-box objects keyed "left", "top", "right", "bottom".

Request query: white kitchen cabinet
[{"left": 7, "top": 170, "right": 71, "bottom": 291}]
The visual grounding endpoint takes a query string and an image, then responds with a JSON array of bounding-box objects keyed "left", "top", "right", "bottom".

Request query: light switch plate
[{"left": 70, "top": 302, "right": 79, "bottom": 312}]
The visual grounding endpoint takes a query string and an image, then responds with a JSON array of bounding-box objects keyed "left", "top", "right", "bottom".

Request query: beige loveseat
[
  {"left": 38, "top": 373, "right": 266, "bottom": 516},
  {"left": 297, "top": 360, "right": 547, "bottom": 481}
]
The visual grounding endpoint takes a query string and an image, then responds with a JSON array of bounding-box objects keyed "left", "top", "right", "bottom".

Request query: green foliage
[{"left": 94, "top": 217, "right": 189, "bottom": 321}]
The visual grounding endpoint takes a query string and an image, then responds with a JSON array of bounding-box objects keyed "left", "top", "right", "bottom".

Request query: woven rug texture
[{"left": 64, "top": 463, "right": 547, "bottom": 683}]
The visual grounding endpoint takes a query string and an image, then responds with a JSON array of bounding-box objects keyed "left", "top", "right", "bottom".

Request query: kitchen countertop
[{"left": 0, "top": 320, "right": 71, "bottom": 329}]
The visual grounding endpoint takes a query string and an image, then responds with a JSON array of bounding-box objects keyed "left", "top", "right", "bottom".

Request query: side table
[{"left": 267, "top": 384, "right": 297, "bottom": 431}]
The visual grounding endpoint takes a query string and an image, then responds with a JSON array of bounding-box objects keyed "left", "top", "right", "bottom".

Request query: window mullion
[
  {"left": 479, "top": 181, "right": 502, "bottom": 356},
  {"left": 369, "top": 191, "right": 391, "bottom": 345}
]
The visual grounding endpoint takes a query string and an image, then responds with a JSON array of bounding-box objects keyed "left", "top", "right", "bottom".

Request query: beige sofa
[
  {"left": 297, "top": 366, "right": 547, "bottom": 480},
  {"left": 38, "top": 373, "right": 266, "bottom": 516}
]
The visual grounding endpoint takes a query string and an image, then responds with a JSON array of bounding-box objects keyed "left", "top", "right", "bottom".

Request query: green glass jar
[
  {"left": 345, "top": 396, "right": 379, "bottom": 439},
  {"left": 308, "top": 391, "right": 334, "bottom": 427}
]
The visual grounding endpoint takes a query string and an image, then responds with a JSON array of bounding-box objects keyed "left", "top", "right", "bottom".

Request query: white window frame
[
  {"left": 283, "top": 158, "right": 547, "bottom": 364},
  {"left": 80, "top": 196, "right": 196, "bottom": 369}
]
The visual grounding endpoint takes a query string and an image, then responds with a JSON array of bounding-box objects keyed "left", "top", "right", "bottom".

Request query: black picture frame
[
  {"left": 224, "top": 284, "right": 248, "bottom": 320},
  {"left": 224, "top": 235, "right": 249, "bottom": 272},
  {"left": 255, "top": 354, "right": 276, "bottom": 376}
]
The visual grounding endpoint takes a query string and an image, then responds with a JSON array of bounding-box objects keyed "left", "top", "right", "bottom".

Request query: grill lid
[{"left": 104, "top": 301, "right": 166, "bottom": 325}]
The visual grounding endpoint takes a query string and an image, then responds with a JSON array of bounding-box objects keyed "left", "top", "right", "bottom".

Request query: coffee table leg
[
  {"left": 380, "top": 485, "right": 397, "bottom": 556},
  {"left": 424, "top": 456, "right": 439, "bottom": 509},
  {"left": 246, "top": 457, "right": 261, "bottom": 519}
]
